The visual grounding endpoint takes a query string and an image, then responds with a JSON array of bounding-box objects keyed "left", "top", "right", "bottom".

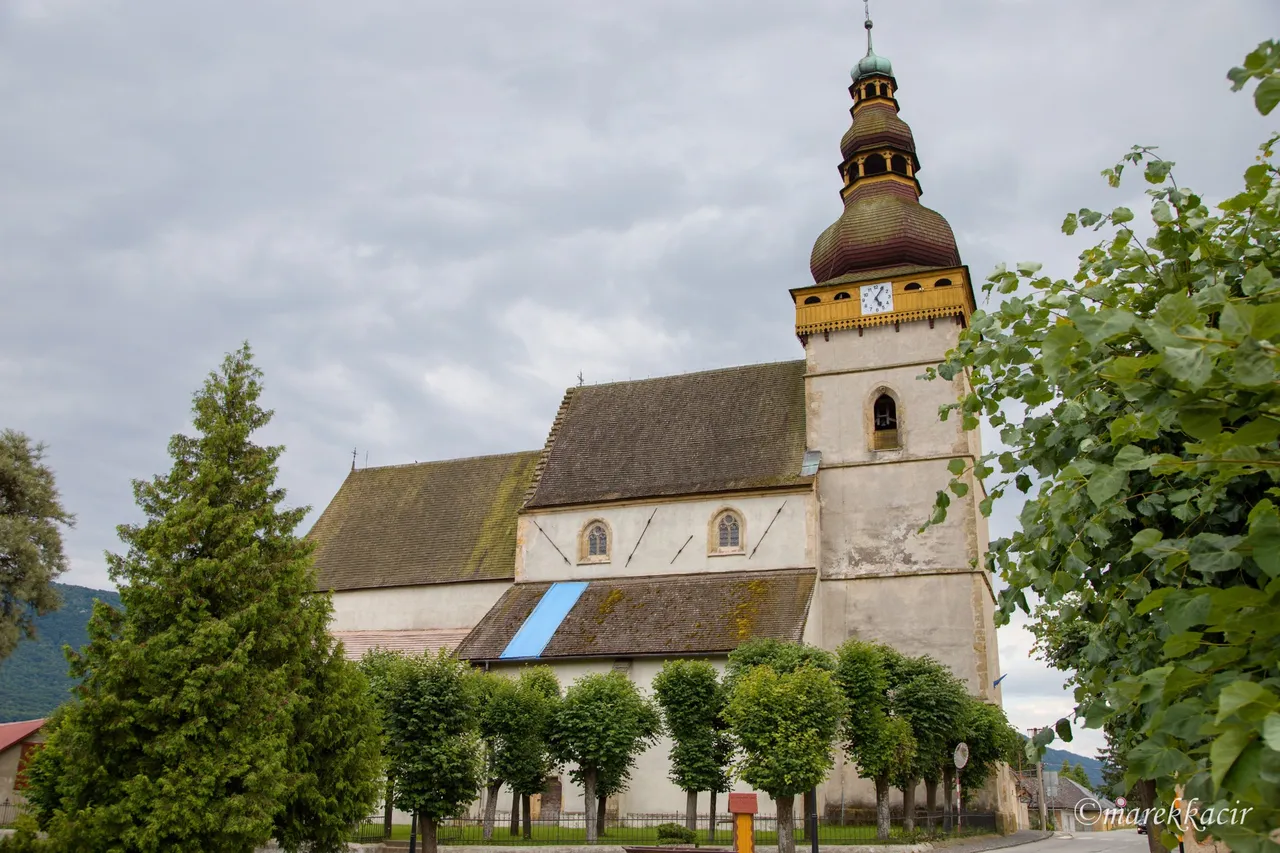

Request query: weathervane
[{"left": 863, "top": 0, "right": 875, "bottom": 54}]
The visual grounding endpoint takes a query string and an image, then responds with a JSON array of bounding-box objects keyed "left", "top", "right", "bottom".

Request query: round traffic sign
[{"left": 954, "top": 742, "right": 969, "bottom": 769}]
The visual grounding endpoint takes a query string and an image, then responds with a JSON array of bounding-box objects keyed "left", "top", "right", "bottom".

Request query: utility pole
[{"left": 1027, "top": 728, "right": 1048, "bottom": 832}]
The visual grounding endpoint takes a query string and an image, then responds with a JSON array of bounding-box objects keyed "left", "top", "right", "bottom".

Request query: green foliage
[
  {"left": 476, "top": 666, "right": 561, "bottom": 797},
  {"left": 550, "top": 671, "right": 661, "bottom": 841},
  {"left": 653, "top": 659, "right": 731, "bottom": 796},
  {"left": 921, "top": 56, "right": 1280, "bottom": 853},
  {"left": 725, "top": 638, "right": 835, "bottom": 688},
  {"left": 1059, "top": 759, "right": 1092, "bottom": 789},
  {"left": 383, "top": 650, "right": 484, "bottom": 824},
  {"left": 0, "top": 583, "right": 121, "bottom": 722},
  {"left": 723, "top": 660, "right": 845, "bottom": 797},
  {"left": 885, "top": 654, "right": 968, "bottom": 787},
  {"left": 655, "top": 822, "right": 698, "bottom": 846},
  {"left": 0, "top": 429, "right": 74, "bottom": 663},
  {"left": 958, "top": 699, "right": 1020, "bottom": 794},
  {"left": 834, "top": 640, "right": 904, "bottom": 781},
  {"left": 1228, "top": 40, "right": 1280, "bottom": 116},
  {"left": 25, "top": 345, "right": 382, "bottom": 853}
]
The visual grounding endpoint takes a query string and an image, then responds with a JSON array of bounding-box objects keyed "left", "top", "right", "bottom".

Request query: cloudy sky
[{"left": 4, "top": 0, "right": 1275, "bottom": 758}]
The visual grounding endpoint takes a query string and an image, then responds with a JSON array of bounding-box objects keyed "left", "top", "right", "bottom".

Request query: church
[{"left": 308, "top": 15, "right": 1016, "bottom": 827}]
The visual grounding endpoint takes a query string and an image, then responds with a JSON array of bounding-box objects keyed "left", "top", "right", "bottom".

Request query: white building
[{"left": 308, "top": 21, "right": 1017, "bottom": 831}]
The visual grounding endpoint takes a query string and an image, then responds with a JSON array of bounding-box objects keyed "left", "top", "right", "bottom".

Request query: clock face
[{"left": 860, "top": 282, "right": 893, "bottom": 315}]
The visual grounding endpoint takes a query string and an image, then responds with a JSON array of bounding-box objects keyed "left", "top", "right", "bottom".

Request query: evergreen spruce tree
[{"left": 31, "top": 344, "right": 381, "bottom": 853}]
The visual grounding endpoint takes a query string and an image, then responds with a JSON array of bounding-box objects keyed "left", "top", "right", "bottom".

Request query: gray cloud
[{"left": 3, "top": 0, "right": 1275, "bottom": 740}]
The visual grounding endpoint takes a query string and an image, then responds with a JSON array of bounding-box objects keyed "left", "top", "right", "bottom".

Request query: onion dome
[
  {"left": 810, "top": 182, "right": 959, "bottom": 282},
  {"left": 808, "top": 9, "right": 959, "bottom": 284}
]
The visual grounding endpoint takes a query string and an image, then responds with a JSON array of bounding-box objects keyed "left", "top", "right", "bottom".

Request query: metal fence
[
  {"left": 349, "top": 811, "right": 1000, "bottom": 846},
  {"left": 0, "top": 802, "right": 29, "bottom": 828}
]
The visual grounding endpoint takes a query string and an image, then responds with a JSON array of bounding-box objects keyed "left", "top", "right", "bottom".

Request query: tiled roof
[
  {"left": 524, "top": 361, "right": 811, "bottom": 509},
  {"left": 0, "top": 718, "right": 44, "bottom": 753},
  {"left": 332, "top": 629, "right": 469, "bottom": 661},
  {"left": 1018, "top": 776, "right": 1113, "bottom": 811},
  {"left": 455, "top": 568, "right": 816, "bottom": 662},
  {"left": 810, "top": 181, "right": 960, "bottom": 285},
  {"left": 308, "top": 451, "right": 540, "bottom": 591}
]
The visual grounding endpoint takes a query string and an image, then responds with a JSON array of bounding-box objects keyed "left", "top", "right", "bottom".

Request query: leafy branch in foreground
[{"left": 920, "top": 51, "right": 1280, "bottom": 853}]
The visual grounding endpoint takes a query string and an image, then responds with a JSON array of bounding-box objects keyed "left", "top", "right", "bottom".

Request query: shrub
[{"left": 656, "top": 822, "right": 698, "bottom": 846}]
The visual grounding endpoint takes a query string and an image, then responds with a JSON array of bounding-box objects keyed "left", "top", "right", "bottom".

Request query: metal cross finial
[{"left": 863, "top": 0, "right": 875, "bottom": 54}]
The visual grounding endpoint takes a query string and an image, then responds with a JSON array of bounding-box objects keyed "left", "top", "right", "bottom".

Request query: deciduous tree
[
  {"left": 653, "top": 659, "right": 731, "bottom": 832},
  {"left": 724, "top": 654, "right": 845, "bottom": 853},
  {"left": 0, "top": 428, "right": 74, "bottom": 662},
  {"left": 550, "top": 671, "right": 660, "bottom": 843},
  {"left": 476, "top": 667, "right": 561, "bottom": 840},
  {"left": 923, "top": 42, "right": 1280, "bottom": 853}
]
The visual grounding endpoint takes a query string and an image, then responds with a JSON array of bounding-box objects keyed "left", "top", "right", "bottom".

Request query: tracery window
[
  {"left": 710, "top": 510, "right": 746, "bottom": 555},
  {"left": 580, "top": 520, "right": 611, "bottom": 563}
]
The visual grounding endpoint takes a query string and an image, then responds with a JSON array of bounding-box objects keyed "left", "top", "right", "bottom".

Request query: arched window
[
  {"left": 580, "top": 520, "right": 611, "bottom": 563},
  {"left": 935, "top": 278, "right": 953, "bottom": 287},
  {"left": 864, "top": 154, "right": 887, "bottom": 176},
  {"left": 904, "top": 282, "right": 922, "bottom": 291},
  {"left": 872, "top": 394, "right": 900, "bottom": 450},
  {"left": 710, "top": 509, "right": 745, "bottom": 555},
  {"left": 833, "top": 291, "right": 851, "bottom": 301},
  {"left": 891, "top": 155, "right": 908, "bottom": 174},
  {"left": 804, "top": 295, "right": 822, "bottom": 305}
]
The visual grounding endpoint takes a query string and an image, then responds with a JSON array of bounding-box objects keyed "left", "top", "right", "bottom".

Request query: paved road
[{"left": 1008, "top": 832, "right": 1149, "bottom": 853}]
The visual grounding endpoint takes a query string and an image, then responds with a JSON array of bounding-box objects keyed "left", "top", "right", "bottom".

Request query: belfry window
[
  {"left": 904, "top": 282, "right": 922, "bottom": 291},
  {"left": 891, "top": 155, "right": 908, "bottom": 174},
  {"left": 864, "top": 154, "right": 887, "bottom": 176},
  {"left": 935, "top": 278, "right": 953, "bottom": 287},
  {"left": 710, "top": 510, "right": 745, "bottom": 555},
  {"left": 873, "top": 394, "right": 900, "bottom": 450},
  {"left": 804, "top": 295, "right": 822, "bottom": 304},
  {"left": 580, "top": 520, "right": 611, "bottom": 563},
  {"left": 833, "top": 291, "right": 851, "bottom": 301}
]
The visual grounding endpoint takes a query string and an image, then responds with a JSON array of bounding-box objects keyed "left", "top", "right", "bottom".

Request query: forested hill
[{"left": 0, "top": 583, "right": 122, "bottom": 723}]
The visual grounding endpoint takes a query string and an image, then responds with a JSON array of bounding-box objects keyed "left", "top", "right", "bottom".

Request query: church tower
[{"left": 796, "top": 11, "right": 1002, "bottom": 705}]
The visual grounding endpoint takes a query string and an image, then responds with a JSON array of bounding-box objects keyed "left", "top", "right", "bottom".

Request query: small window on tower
[
  {"left": 935, "top": 278, "right": 953, "bottom": 287},
  {"left": 904, "top": 282, "right": 922, "bottom": 291},
  {"left": 580, "top": 520, "right": 611, "bottom": 563},
  {"left": 804, "top": 295, "right": 822, "bottom": 304},
  {"left": 891, "top": 155, "right": 908, "bottom": 174},
  {"left": 833, "top": 291, "right": 851, "bottom": 300},
  {"left": 864, "top": 154, "right": 887, "bottom": 175},
  {"left": 872, "top": 394, "right": 900, "bottom": 450}
]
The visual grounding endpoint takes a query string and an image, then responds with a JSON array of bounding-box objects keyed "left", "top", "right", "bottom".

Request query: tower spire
[{"left": 864, "top": 0, "right": 874, "bottom": 56}]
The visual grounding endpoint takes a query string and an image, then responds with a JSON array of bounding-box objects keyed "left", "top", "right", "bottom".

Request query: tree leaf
[
  {"left": 1241, "top": 265, "right": 1275, "bottom": 296},
  {"left": 1162, "top": 346, "right": 1212, "bottom": 388},
  {"left": 1113, "top": 445, "right": 1153, "bottom": 471},
  {"left": 1210, "top": 728, "right": 1254, "bottom": 789},
  {"left": 1163, "top": 632, "right": 1203, "bottom": 658},
  {"left": 1263, "top": 713, "right": 1280, "bottom": 751},
  {"left": 1054, "top": 718, "right": 1073, "bottom": 743},
  {"left": 1216, "top": 681, "right": 1277, "bottom": 723},
  {"left": 1255, "top": 76, "right": 1280, "bottom": 115},
  {"left": 1086, "top": 465, "right": 1127, "bottom": 507},
  {"left": 947, "top": 458, "right": 967, "bottom": 476}
]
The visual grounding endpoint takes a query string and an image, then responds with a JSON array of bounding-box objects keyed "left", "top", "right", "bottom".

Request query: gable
[
  {"left": 525, "top": 360, "right": 810, "bottom": 509},
  {"left": 308, "top": 450, "right": 540, "bottom": 591}
]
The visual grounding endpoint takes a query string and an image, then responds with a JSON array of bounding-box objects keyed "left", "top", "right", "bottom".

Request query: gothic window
[
  {"left": 710, "top": 510, "right": 745, "bottom": 555},
  {"left": 804, "top": 295, "right": 822, "bottom": 304},
  {"left": 833, "top": 291, "right": 851, "bottom": 300},
  {"left": 891, "top": 154, "right": 908, "bottom": 174},
  {"left": 935, "top": 278, "right": 953, "bottom": 287},
  {"left": 580, "top": 520, "right": 611, "bottom": 563},
  {"left": 864, "top": 154, "right": 887, "bottom": 175},
  {"left": 904, "top": 282, "right": 922, "bottom": 291},
  {"left": 872, "top": 393, "right": 900, "bottom": 451}
]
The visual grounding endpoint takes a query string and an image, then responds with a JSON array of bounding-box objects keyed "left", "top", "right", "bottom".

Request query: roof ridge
[
  {"left": 522, "top": 386, "right": 577, "bottom": 509},
  {"left": 352, "top": 448, "right": 540, "bottom": 474},
  {"left": 510, "top": 566, "right": 816, "bottom": 587},
  {"left": 571, "top": 359, "right": 804, "bottom": 391}
]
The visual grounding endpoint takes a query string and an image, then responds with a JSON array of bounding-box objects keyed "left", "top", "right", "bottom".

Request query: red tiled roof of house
[{"left": 0, "top": 718, "right": 44, "bottom": 753}]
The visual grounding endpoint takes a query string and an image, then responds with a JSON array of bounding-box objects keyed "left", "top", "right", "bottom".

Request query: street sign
[{"left": 954, "top": 742, "right": 969, "bottom": 769}]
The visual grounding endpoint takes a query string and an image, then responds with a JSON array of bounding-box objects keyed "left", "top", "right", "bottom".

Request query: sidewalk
[{"left": 927, "top": 830, "right": 1055, "bottom": 853}]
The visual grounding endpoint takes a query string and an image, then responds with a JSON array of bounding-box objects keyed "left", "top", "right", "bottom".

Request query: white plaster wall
[
  {"left": 518, "top": 493, "right": 815, "bottom": 584},
  {"left": 328, "top": 581, "right": 511, "bottom": 632}
]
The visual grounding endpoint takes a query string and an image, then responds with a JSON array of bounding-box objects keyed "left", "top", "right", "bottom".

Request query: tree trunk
[
  {"left": 422, "top": 816, "right": 438, "bottom": 853},
  {"left": 902, "top": 779, "right": 917, "bottom": 832},
  {"left": 802, "top": 790, "right": 813, "bottom": 841},
  {"left": 775, "top": 794, "right": 796, "bottom": 853},
  {"left": 409, "top": 813, "right": 417, "bottom": 853},
  {"left": 1138, "top": 779, "right": 1163, "bottom": 853},
  {"left": 942, "top": 767, "right": 954, "bottom": 832},
  {"left": 483, "top": 781, "right": 502, "bottom": 840},
  {"left": 597, "top": 793, "right": 608, "bottom": 836},
  {"left": 523, "top": 793, "right": 532, "bottom": 839},
  {"left": 510, "top": 789, "right": 520, "bottom": 835},
  {"left": 384, "top": 777, "right": 395, "bottom": 839},
  {"left": 584, "top": 766, "right": 599, "bottom": 843},
  {"left": 925, "top": 779, "right": 938, "bottom": 813},
  {"left": 686, "top": 790, "right": 698, "bottom": 831},
  {"left": 709, "top": 790, "right": 718, "bottom": 842},
  {"left": 875, "top": 777, "right": 891, "bottom": 840}
]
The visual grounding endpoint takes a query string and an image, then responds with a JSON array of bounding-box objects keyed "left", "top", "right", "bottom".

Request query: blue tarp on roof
[{"left": 499, "top": 581, "right": 589, "bottom": 659}]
